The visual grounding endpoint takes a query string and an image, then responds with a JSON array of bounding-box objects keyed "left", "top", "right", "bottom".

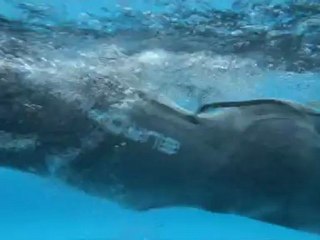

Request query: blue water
[
  {"left": 0, "top": 0, "right": 320, "bottom": 239},
  {"left": 1, "top": 169, "right": 319, "bottom": 240}
]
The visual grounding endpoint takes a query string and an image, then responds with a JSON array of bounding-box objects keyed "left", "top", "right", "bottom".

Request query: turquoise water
[
  {"left": 0, "top": 0, "right": 320, "bottom": 239},
  {"left": 1, "top": 168, "right": 319, "bottom": 240}
]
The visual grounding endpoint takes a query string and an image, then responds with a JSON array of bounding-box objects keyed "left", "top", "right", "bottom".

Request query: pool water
[{"left": 0, "top": 0, "right": 320, "bottom": 239}]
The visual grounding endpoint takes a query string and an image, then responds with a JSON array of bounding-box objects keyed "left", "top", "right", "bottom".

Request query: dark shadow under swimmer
[{"left": 0, "top": 75, "right": 320, "bottom": 234}]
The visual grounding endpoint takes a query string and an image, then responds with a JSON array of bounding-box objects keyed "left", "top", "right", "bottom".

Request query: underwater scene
[{"left": 0, "top": 0, "right": 320, "bottom": 239}]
